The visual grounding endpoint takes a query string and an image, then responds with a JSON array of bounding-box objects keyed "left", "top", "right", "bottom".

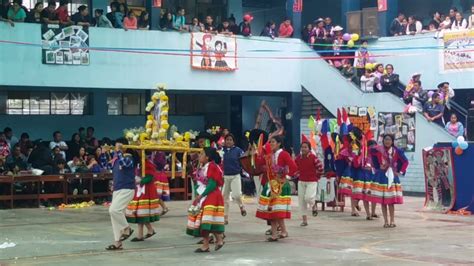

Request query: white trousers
[
  {"left": 109, "top": 189, "right": 135, "bottom": 242},
  {"left": 223, "top": 174, "right": 243, "bottom": 216},
  {"left": 298, "top": 181, "right": 318, "bottom": 216},
  {"left": 253, "top": 175, "right": 262, "bottom": 197}
]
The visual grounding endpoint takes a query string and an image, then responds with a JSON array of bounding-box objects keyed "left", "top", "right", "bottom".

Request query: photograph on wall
[
  {"left": 191, "top": 32, "right": 237, "bottom": 71},
  {"left": 346, "top": 106, "right": 376, "bottom": 134},
  {"left": 377, "top": 112, "right": 415, "bottom": 152},
  {"left": 422, "top": 148, "right": 456, "bottom": 213},
  {"left": 440, "top": 29, "right": 474, "bottom": 73},
  {"left": 41, "top": 25, "right": 89, "bottom": 65}
]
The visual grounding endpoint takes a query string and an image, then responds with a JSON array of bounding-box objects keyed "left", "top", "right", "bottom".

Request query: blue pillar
[
  {"left": 146, "top": 0, "right": 161, "bottom": 30},
  {"left": 227, "top": 0, "right": 242, "bottom": 23},
  {"left": 377, "top": 0, "right": 398, "bottom": 37},
  {"left": 341, "top": 0, "right": 361, "bottom": 30},
  {"left": 287, "top": 92, "right": 302, "bottom": 154},
  {"left": 286, "top": 0, "right": 302, "bottom": 38}
]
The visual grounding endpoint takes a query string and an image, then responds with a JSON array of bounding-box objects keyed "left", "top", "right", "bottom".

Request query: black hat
[{"left": 437, "top": 82, "right": 449, "bottom": 89}]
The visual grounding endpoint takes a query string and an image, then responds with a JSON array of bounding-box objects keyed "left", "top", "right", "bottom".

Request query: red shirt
[
  {"left": 56, "top": 6, "right": 69, "bottom": 23},
  {"left": 295, "top": 153, "right": 323, "bottom": 182},
  {"left": 278, "top": 23, "right": 294, "bottom": 38}
]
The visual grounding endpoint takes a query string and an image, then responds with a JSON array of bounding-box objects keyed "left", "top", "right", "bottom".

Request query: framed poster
[
  {"left": 346, "top": 106, "right": 376, "bottom": 134},
  {"left": 41, "top": 25, "right": 89, "bottom": 66},
  {"left": 191, "top": 32, "right": 237, "bottom": 71},
  {"left": 377, "top": 112, "right": 415, "bottom": 152}
]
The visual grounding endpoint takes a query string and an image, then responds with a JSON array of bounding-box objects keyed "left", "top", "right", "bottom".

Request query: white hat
[{"left": 333, "top": 25, "right": 343, "bottom": 31}]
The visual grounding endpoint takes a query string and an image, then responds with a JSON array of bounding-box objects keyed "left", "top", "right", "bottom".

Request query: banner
[
  {"left": 191, "top": 32, "right": 237, "bottom": 71},
  {"left": 377, "top": 112, "right": 415, "bottom": 152},
  {"left": 41, "top": 25, "right": 89, "bottom": 65},
  {"left": 422, "top": 148, "right": 456, "bottom": 213},
  {"left": 440, "top": 29, "right": 474, "bottom": 72}
]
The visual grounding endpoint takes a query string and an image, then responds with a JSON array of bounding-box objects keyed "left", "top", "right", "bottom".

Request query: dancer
[
  {"left": 255, "top": 136, "right": 297, "bottom": 241},
  {"left": 337, "top": 130, "right": 360, "bottom": 216},
  {"left": 362, "top": 140, "right": 378, "bottom": 220},
  {"left": 153, "top": 151, "right": 170, "bottom": 215},
  {"left": 368, "top": 134, "right": 408, "bottom": 228},
  {"left": 186, "top": 148, "right": 225, "bottom": 253},
  {"left": 295, "top": 137, "right": 323, "bottom": 226},
  {"left": 106, "top": 141, "right": 136, "bottom": 251},
  {"left": 344, "top": 128, "right": 367, "bottom": 217},
  {"left": 125, "top": 154, "right": 159, "bottom": 241},
  {"left": 222, "top": 133, "right": 246, "bottom": 224}
]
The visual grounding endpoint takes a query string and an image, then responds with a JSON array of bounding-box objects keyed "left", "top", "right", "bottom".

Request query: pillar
[
  {"left": 341, "top": 0, "right": 361, "bottom": 31},
  {"left": 287, "top": 92, "right": 302, "bottom": 154},
  {"left": 227, "top": 0, "right": 242, "bottom": 22},
  {"left": 146, "top": 0, "right": 161, "bottom": 30},
  {"left": 377, "top": 0, "right": 398, "bottom": 37},
  {"left": 286, "top": 0, "right": 302, "bottom": 38}
]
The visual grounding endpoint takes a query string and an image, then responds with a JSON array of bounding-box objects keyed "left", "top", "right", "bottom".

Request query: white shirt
[
  {"left": 49, "top": 141, "right": 68, "bottom": 159},
  {"left": 360, "top": 75, "right": 377, "bottom": 92},
  {"left": 451, "top": 19, "right": 467, "bottom": 30},
  {"left": 469, "top": 15, "right": 474, "bottom": 29}
]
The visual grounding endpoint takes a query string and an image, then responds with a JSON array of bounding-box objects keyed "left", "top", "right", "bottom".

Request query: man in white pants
[{"left": 106, "top": 142, "right": 136, "bottom": 251}]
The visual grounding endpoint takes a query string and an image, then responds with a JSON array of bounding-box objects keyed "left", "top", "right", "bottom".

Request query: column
[
  {"left": 377, "top": 0, "right": 398, "bottom": 37},
  {"left": 287, "top": 92, "right": 302, "bottom": 154},
  {"left": 146, "top": 0, "right": 161, "bottom": 30},
  {"left": 286, "top": 0, "right": 302, "bottom": 38},
  {"left": 227, "top": 0, "right": 242, "bottom": 22},
  {"left": 341, "top": 0, "right": 361, "bottom": 30}
]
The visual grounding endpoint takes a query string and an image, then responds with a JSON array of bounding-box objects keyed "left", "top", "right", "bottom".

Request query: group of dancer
[{"left": 105, "top": 124, "right": 409, "bottom": 252}]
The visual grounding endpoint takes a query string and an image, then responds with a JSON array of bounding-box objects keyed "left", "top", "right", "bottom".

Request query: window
[
  {"left": 4, "top": 91, "right": 89, "bottom": 115},
  {"left": 107, "top": 92, "right": 146, "bottom": 115}
]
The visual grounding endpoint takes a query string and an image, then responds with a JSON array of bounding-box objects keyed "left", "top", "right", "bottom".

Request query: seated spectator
[
  {"left": 0, "top": 132, "right": 11, "bottom": 159},
  {"left": 406, "top": 16, "right": 422, "bottom": 35},
  {"left": 188, "top": 17, "right": 203, "bottom": 32},
  {"left": 6, "top": 144, "right": 27, "bottom": 174},
  {"left": 301, "top": 23, "right": 312, "bottom": 43},
  {"left": 53, "top": 158, "right": 69, "bottom": 174},
  {"left": 173, "top": 7, "right": 186, "bottom": 31},
  {"left": 52, "top": 146, "right": 64, "bottom": 161},
  {"left": 354, "top": 40, "right": 373, "bottom": 78},
  {"left": 49, "top": 131, "right": 68, "bottom": 160},
  {"left": 137, "top": 10, "right": 149, "bottom": 30},
  {"left": 360, "top": 69, "right": 378, "bottom": 92},
  {"left": 87, "top": 156, "right": 102, "bottom": 173},
  {"left": 26, "top": 2, "right": 43, "bottom": 23},
  {"left": 28, "top": 142, "right": 53, "bottom": 175},
  {"left": 373, "top": 63, "right": 384, "bottom": 92},
  {"left": 218, "top": 19, "right": 233, "bottom": 35},
  {"left": 159, "top": 12, "right": 173, "bottom": 31},
  {"left": 340, "top": 59, "right": 357, "bottom": 83},
  {"left": 41, "top": 0, "right": 59, "bottom": 24},
  {"left": 84, "top": 127, "right": 99, "bottom": 155},
  {"left": 260, "top": 20, "right": 277, "bottom": 39},
  {"left": 406, "top": 80, "right": 427, "bottom": 112},
  {"left": 381, "top": 64, "right": 400, "bottom": 96},
  {"left": 425, "top": 22, "right": 438, "bottom": 32},
  {"left": 114, "top": 3, "right": 126, "bottom": 28},
  {"left": 94, "top": 9, "right": 113, "bottom": 28},
  {"left": 449, "top": 7, "right": 457, "bottom": 25},
  {"left": 106, "top": 2, "right": 118, "bottom": 28},
  {"left": 445, "top": 113, "right": 464, "bottom": 137},
  {"left": 67, "top": 133, "right": 84, "bottom": 161},
  {"left": 430, "top": 11, "right": 441, "bottom": 29},
  {"left": 239, "top": 14, "right": 253, "bottom": 37},
  {"left": 400, "top": 17, "right": 408, "bottom": 34},
  {"left": 56, "top": 0, "right": 72, "bottom": 26},
  {"left": 228, "top": 15, "right": 240, "bottom": 34},
  {"left": 439, "top": 16, "right": 452, "bottom": 30},
  {"left": 451, "top": 12, "right": 467, "bottom": 30},
  {"left": 7, "top": 0, "right": 26, "bottom": 22},
  {"left": 204, "top": 15, "right": 217, "bottom": 33},
  {"left": 18, "top": 132, "right": 32, "bottom": 156},
  {"left": 423, "top": 93, "right": 445, "bottom": 126},
  {"left": 71, "top": 5, "right": 91, "bottom": 27},
  {"left": 123, "top": 10, "right": 137, "bottom": 30},
  {"left": 68, "top": 146, "right": 88, "bottom": 173},
  {"left": 4, "top": 127, "right": 18, "bottom": 149},
  {"left": 278, "top": 17, "right": 293, "bottom": 38}
]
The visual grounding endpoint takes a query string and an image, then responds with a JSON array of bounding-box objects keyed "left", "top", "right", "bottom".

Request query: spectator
[
  {"left": 68, "top": 146, "right": 88, "bottom": 173},
  {"left": 41, "top": 0, "right": 59, "bottom": 24},
  {"left": 94, "top": 9, "right": 113, "bottom": 28},
  {"left": 278, "top": 17, "right": 293, "bottom": 38},
  {"left": 451, "top": 12, "right": 467, "bottom": 30},
  {"left": 310, "top": 18, "right": 327, "bottom": 48},
  {"left": 354, "top": 40, "right": 372, "bottom": 77},
  {"left": 71, "top": 5, "right": 91, "bottom": 27},
  {"left": 406, "top": 16, "right": 422, "bottom": 35},
  {"left": 28, "top": 142, "right": 53, "bottom": 175},
  {"left": 3, "top": 127, "right": 18, "bottom": 149},
  {"left": 469, "top": 5, "right": 474, "bottom": 29},
  {"left": 26, "top": 2, "right": 43, "bottom": 23},
  {"left": 301, "top": 23, "right": 312, "bottom": 43},
  {"left": 228, "top": 15, "right": 240, "bottom": 35},
  {"left": 56, "top": 0, "right": 72, "bottom": 26},
  {"left": 7, "top": 0, "right": 26, "bottom": 22},
  {"left": 159, "top": 12, "right": 173, "bottom": 31},
  {"left": 426, "top": 22, "right": 437, "bottom": 32},
  {"left": 445, "top": 113, "right": 464, "bottom": 137},
  {"left": 404, "top": 73, "right": 422, "bottom": 101},
  {"left": 381, "top": 64, "right": 400, "bottom": 96},
  {"left": 373, "top": 63, "right": 384, "bottom": 92},
  {"left": 85, "top": 127, "right": 99, "bottom": 155},
  {"left": 437, "top": 82, "right": 455, "bottom": 107},
  {"left": 217, "top": 19, "right": 232, "bottom": 35},
  {"left": 117, "top": 0, "right": 128, "bottom": 15},
  {"left": 341, "top": 59, "right": 357, "bottom": 83},
  {"left": 53, "top": 158, "right": 69, "bottom": 174},
  {"left": 137, "top": 10, "right": 149, "bottom": 30},
  {"left": 239, "top": 14, "right": 253, "bottom": 37},
  {"left": 52, "top": 146, "right": 64, "bottom": 162},
  {"left": 429, "top": 11, "right": 441, "bottom": 29},
  {"left": 6, "top": 144, "right": 27, "bottom": 173},
  {"left": 423, "top": 93, "right": 445, "bottom": 126},
  {"left": 106, "top": 2, "right": 118, "bottom": 28},
  {"left": 0, "top": 132, "right": 10, "bottom": 158},
  {"left": 173, "top": 7, "right": 186, "bottom": 31},
  {"left": 114, "top": 3, "right": 126, "bottom": 28},
  {"left": 439, "top": 16, "right": 452, "bottom": 30},
  {"left": 123, "top": 10, "right": 137, "bottom": 30},
  {"left": 360, "top": 69, "right": 377, "bottom": 92},
  {"left": 67, "top": 133, "right": 84, "bottom": 161},
  {"left": 18, "top": 132, "right": 32, "bottom": 156},
  {"left": 49, "top": 131, "right": 68, "bottom": 160},
  {"left": 390, "top": 13, "right": 405, "bottom": 36},
  {"left": 87, "top": 156, "right": 102, "bottom": 173},
  {"left": 260, "top": 20, "right": 277, "bottom": 39},
  {"left": 448, "top": 7, "right": 457, "bottom": 27},
  {"left": 407, "top": 80, "right": 428, "bottom": 112},
  {"left": 324, "top": 17, "right": 334, "bottom": 38},
  {"left": 188, "top": 17, "right": 203, "bottom": 32},
  {"left": 400, "top": 17, "right": 408, "bottom": 34},
  {"left": 329, "top": 26, "right": 344, "bottom": 68}
]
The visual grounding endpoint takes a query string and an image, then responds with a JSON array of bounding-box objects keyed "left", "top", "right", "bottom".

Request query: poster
[
  {"left": 440, "top": 29, "right": 474, "bottom": 73},
  {"left": 191, "top": 32, "right": 237, "bottom": 71},
  {"left": 293, "top": 0, "right": 303, "bottom": 12},
  {"left": 346, "top": 106, "right": 376, "bottom": 134},
  {"left": 422, "top": 148, "right": 456, "bottom": 213},
  {"left": 377, "top": 0, "right": 387, "bottom": 12},
  {"left": 41, "top": 25, "right": 89, "bottom": 66},
  {"left": 377, "top": 112, "right": 415, "bottom": 152}
]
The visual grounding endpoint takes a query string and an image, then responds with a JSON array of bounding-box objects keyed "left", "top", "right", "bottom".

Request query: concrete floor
[{"left": 0, "top": 196, "right": 473, "bottom": 266}]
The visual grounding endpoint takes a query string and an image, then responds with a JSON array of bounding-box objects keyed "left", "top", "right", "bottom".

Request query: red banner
[
  {"left": 377, "top": 0, "right": 387, "bottom": 12},
  {"left": 293, "top": 0, "right": 303, "bottom": 13}
]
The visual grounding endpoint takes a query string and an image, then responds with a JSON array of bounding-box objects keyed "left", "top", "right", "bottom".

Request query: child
[
  {"left": 152, "top": 151, "right": 170, "bottom": 215},
  {"left": 295, "top": 137, "right": 323, "bottom": 226},
  {"left": 125, "top": 156, "right": 159, "bottom": 241}
]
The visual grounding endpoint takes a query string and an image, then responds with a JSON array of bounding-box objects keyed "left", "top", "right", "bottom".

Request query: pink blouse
[{"left": 123, "top": 17, "right": 137, "bottom": 30}]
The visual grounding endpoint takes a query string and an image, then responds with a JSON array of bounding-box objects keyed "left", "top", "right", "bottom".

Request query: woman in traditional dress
[
  {"left": 361, "top": 140, "right": 378, "bottom": 220},
  {"left": 152, "top": 151, "right": 170, "bottom": 215},
  {"left": 337, "top": 132, "right": 360, "bottom": 216},
  {"left": 255, "top": 136, "right": 297, "bottom": 242},
  {"left": 125, "top": 155, "right": 159, "bottom": 242},
  {"left": 186, "top": 148, "right": 225, "bottom": 253},
  {"left": 368, "top": 134, "right": 408, "bottom": 228}
]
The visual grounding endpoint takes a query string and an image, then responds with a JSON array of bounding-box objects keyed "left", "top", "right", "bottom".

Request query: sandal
[
  {"left": 194, "top": 248, "right": 210, "bottom": 253},
  {"left": 119, "top": 228, "right": 134, "bottom": 242},
  {"left": 351, "top": 213, "right": 360, "bottom": 217},
  {"left": 266, "top": 237, "right": 279, "bottom": 242},
  {"left": 265, "top": 229, "right": 272, "bottom": 235},
  {"left": 383, "top": 223, "right": 390, "bottom": 228},
  {"left": 300, "top": 222, "right": 308, "bottom": 227},
  {"left": 224, "top": 220, "right": 229, "bottom": 225},
  {"left": 389, "top": 223, "right": 396, "bottom": 228},
  {"left": 366, "top": 216, "right": 373, "bottom": 220},
  {"left": 371, "top": 214, "right": 379, "bottom": 218},
  {"left": 130, "top": 237, "right": 144, "bottom": 242},
  {"left": 144, "top": 231, "right": 156, "bottom": 239},
  {"left": 105, "top": 244, "right": 123, "bottom": 251},
  {"left": 278, "top": 233, "right": 288, "bottom": 239},
  {"left": 215, "top": 241, "right": 225, "bottom": 251},
  {"left": 161, "top": 207, "right": 169, "bottom": 216},
  {"left": 240, "top": 207, "right": 247, "bottom": 217},
  {"left": 196, "top": 237, "right": 215, "bottom": 245},
  {"left": 312, "top": 209, "right": 318, "bottom": 217}
]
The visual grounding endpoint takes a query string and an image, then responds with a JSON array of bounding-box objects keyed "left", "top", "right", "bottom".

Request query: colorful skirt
[
  {"left": 351, "top": 168, "right": 374, "bottom": 200},
  {"left": 366, "top": 170, "right": 403, "bottom": 205},
  {"left": 125, "top": 182, "right": 160, "bottom": 224},
  {"left": 155, "top": 172, "right": 170, "bottom": 201},
  {"left": 338, "top": 166, "right": 353, "bottom": 196},
  {"left": 186, "top": 190, "right": 225, "bottom": 237},
  {"left": 256, "top": 181, "right": 292, "bottom": 220}
]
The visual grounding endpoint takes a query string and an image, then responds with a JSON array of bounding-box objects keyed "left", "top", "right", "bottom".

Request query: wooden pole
[
  {"left": 141, "top": 149, "right": 146, "bottom": 177},
  {"left": 171, "top": 152, "right": 176, "bottom": 179}
]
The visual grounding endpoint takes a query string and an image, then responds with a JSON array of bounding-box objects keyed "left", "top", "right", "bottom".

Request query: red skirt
[
  {"left": 155, "top": 172, "right": 170, "bottom": 201},
  {"left": 126, "top": 181, "right": 161, "bottom": 224}
]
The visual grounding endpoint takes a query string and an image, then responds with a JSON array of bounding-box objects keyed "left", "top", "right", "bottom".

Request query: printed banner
[
  {"left": 41, "top": 25, "right": 89, "bottom": 65},
  {"left": 440, "top": 29, "right": 474, "bottom": 72},
  {"left": 422, "top": 148, "right": 456, "bottom": 213},
  {"left": 377, "top": 112, "right": 415, "bottom": 152},
  {"left": 346, "top": 106, "right": 377, "bottom": 134},
  {"left": 191, "top": 32, "right": 237, "bottom": 71}
]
